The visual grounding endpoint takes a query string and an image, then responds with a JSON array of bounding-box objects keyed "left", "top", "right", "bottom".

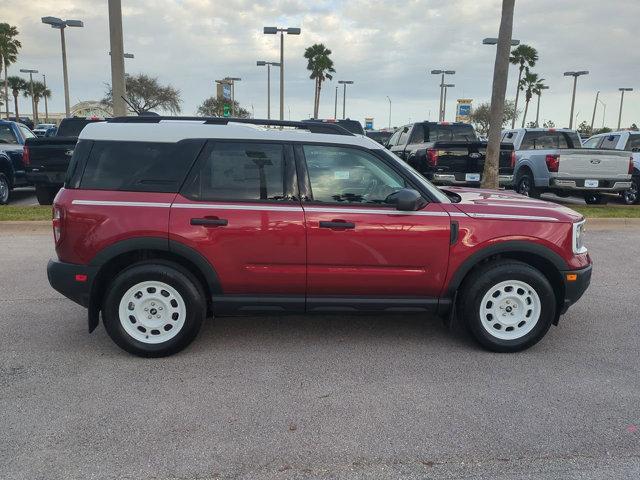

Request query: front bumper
[
  {"left": 47, "top": 259, "right": 97, "bottom": 308},
  {"left": 559, "top": 264, "right": 592, "bottom": 314}
]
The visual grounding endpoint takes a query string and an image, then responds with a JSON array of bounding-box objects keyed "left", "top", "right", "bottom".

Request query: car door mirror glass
[{"left": 385, "top": 188, "right": 427, "bottom": 211}]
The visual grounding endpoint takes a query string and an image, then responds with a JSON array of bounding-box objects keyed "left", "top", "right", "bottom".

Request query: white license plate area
[
  {"left": 584, "top": 179, "right": 599, "bottom": 188},
  {"left": 465, "top": 173, "right": 481, "bottom": 181}
]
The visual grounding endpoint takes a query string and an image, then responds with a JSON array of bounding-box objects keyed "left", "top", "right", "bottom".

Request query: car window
[
  {"left": 398, "top": 127, "right": 410, "bottom": 146},
  {"left": 388, "top": 130, "right": 401, "bottom": 147},
  {"left": 19, "top": 125, "right": 36, "bottom": 139},
  {"left": 625, "top": 135, "right": 640, "bottom": 151},
  {"left": 501, "top": 132, "right": 515, "bottom": 144},
  {"left": 520, "top": 131, "right": 576, "bottom": 149},
  {"left": 582, "top": 137, "right": 602, "bottom": 149},
  {"left": 409, "top": 125, "right": 424, "bottom": 144},
  {"left": 427, "top": 124, "right": 478, "bottom": 142},
  {"left": 80, "top": 140, "right": 200, "bottom": 192},
  {"left": 303, "top": 145, "right": 406, "bottom": 205},
  {"left": 599, "top": 135, "right": 620, "bottom": 150},
  {"left": 183, "top": 142, "right": 289, "bottom": 202},
  {"left": 0, "top": 125, "right": 18, "bottom": 144}
]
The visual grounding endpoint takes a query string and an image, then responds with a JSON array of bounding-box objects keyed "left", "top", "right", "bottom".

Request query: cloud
[{"left": 3, "top": 0, "right": 638, "bottom": 129}]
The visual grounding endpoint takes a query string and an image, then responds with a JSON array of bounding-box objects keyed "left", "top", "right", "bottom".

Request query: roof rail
[{"left": 106, "top": 116, "right": 355, "bottom": 136}]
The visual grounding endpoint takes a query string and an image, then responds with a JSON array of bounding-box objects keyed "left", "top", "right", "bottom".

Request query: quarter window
[
  {"left": 182, "top": 142, "right": 289, "bottom": 201},
  {"left": 625, "top": 135, "right": 640, "bottom": 151},
  {"left": 599, "top": 135, "right": 620, "bottom": 150},
  {"left": 582, "top": 137, "right": 602, "bottom": 149},
  {"left": 303, "top": 145, "right": 407, "bottom": 204}
]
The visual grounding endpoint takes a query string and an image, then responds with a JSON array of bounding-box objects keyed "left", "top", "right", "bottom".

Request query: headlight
[{"left": 572, "top": 220, "right": 587, "bottom": 255}]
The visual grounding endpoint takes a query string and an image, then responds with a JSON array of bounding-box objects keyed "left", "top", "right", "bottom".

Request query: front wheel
[
  {"left": 102, "top": 261, "right": 206, "bottom": 357},
  {"left": 458, "top": 260, "right": 556, "bottom": 352},
  {"left": 516, "top": 172, "right": 539, "bottom": 198}
]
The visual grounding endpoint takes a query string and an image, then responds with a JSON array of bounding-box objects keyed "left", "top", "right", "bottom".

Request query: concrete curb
[
  {"left": 584, "top": 218, "right": 640, "bottom": 230},
  {"left": 0, "top": 220, "right": 51, "bottom": 234}
]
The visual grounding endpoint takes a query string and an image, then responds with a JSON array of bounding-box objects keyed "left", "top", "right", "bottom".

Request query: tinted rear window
[
  {"left": 80, "top": 140, "right": 203, "bottom": 192},
  {"left": 57, "top": 119, "right": 100, "bottom": 137},
  {"left": 423, "top": 124, "right": 478, "bottom": 142},
  {"left": 520, "top": 131, "right": 581, "bottom": 149}
]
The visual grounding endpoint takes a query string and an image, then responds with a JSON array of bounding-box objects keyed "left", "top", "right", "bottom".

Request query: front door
[
  {"left": 169, "top": 140, "right": 306, "bottom": 312},
  {"left": 298, "top": 144, "right": 451, "bottom": 312}
]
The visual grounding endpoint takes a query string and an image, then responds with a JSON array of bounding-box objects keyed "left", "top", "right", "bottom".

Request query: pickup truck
[
  {"left": 504, "top": 128, "right": 633, "bottom": 204},
  {"left": 583, "top": 130, "right": 640, "bottom": 204},
  {"left": 387, "top": 122, "right": 515, "bottom": 187},
  {"left": 0, "top": 120, "right": 36, "bottom": 204},
  {"left": 25, "top": 117, "right": 103, "bottom": 205}
]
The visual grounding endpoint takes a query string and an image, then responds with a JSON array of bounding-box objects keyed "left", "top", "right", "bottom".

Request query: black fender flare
[
  {"left": 87, "top": 236, "right": 222, "bottom": 332},
  {"left": 444, "top": 240, "right": 568, "bottom": 299}
]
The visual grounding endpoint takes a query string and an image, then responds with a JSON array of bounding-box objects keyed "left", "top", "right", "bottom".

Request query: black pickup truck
[
  {"left": 25, "top": 117, "right": 103, "bottom": 204},
  {"left": 387, "top": 122, "right": 514, "bottom": 187}
]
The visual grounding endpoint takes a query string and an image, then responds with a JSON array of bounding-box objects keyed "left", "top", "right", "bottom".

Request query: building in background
[
  {"left": 364, "top": 117, "right": 374, "bottom": 130},
  {"left": 456, "top": 99, "right": 473, "bottom": 123}
]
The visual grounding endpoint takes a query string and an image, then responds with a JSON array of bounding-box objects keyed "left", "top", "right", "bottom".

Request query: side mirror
[{"left": 386, "top": 188, "right": 428, "bottom": 211}]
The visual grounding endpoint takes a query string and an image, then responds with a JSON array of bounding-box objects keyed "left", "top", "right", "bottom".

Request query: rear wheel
[
  {"left": 0, "top": 173, "right": 9, "bottom": 205},
  {"left": 35, "top": 185, "right": 58, "bottom": 205},
  {"left": 516, "top": 172, "right": 539, "bottom": 198},
  {"left": 621, "top": 178, "right": 639, "bottom": 205},
  {"left": 458, "top": 260, "right": 556, "bottom": 352},
  {"left": 103, "top": 261, "right": 206, "bottom": 357}
]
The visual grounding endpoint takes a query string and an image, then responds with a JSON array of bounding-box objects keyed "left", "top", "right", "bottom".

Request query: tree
[
  {"left": 304, "top": 43, "right": 335, "bottom": 118},
  {"left": 103, "top": 74, "right": 181, "bottom": 115},
  {"left": 576, "top": 121, "right": 591, "bottom": 136},
  {"left": 22, "top": 80, "right": 50, "bottom": 124},
  {"left": 7, "top": 75, "right": 26, "bottom": 119},
  {"left": 543, "top": 120, "right": 555, "bottom": 128},
  {"left": 509, "top": 44, "right": 538, "bottom": 128},
  {"left": 630, "top": 123, "right": 638, "bottom": 131},
  {"left": 0, "top": 23, "right": 21, "bottom": 118},
  {"left": 519, "top": 71, "right": 545, "bottom": 127},
  {"left": 593, "top": 127, "right": 611, "bottom": 135},
  {"left": 470, "top": 100, "right": 519, "bottom": 136},
  {"left": 196, "top": 97, "right": 250, "bottom": 118},
  {"left": 481, "top": 0, "right": 515, "bottom": 189}
]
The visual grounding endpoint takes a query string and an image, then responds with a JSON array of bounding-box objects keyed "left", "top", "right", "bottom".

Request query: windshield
[{"left": 380, "top": 149, "right": 450, "bottom": 203}]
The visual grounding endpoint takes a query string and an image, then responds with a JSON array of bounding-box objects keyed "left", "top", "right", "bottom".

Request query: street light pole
[
  {"left": 257, "top": 61, "right": 280, "bottom": 119},
  {"left": 20, "top": 69, "right": 38, "bottom": 123},
  {"left": 590, "top": 91, "right": 599, "bottom": 134},
  {"left": 334, "top": 86, "right": 338, "bottom": 119},
  {"left": 386, "top": 96, "right": 391, "bottom": 128},
  {"left": 43, "top": 74, "right": 49, "bottom": 123},
  {"left": 338, "top": 80, "right": 353, "bottom": 119},
  {"left": 617, "top": 88, "right": 633, "bottom": 130},
  {"left": 563, "top": 71, "right": 588, "bottom": 129},
  {"left": 263, "top": 26, "right": 301, "bottom": 121},
  {"left": 442, "top": 84, "right": 455, "bottom": 121},
  {"left": 535, "top": 85, "right": 549, "bottom": 127},
  {"left": 430, "top": 69, "right": 455, "bottom": 121},
  {"left": 42, "top": 16, "right": 83, "bottom": 118}
]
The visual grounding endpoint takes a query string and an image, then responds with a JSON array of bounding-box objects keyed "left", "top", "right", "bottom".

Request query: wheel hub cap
[{"left": 480, "top": 280, "right": 541, "bottom": 340}]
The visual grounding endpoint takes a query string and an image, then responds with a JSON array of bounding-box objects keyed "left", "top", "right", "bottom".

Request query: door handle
[
  {"left": 190, "top": 217, "right": 228, "bottom": 227},
  {"left": 319, "top": 220, "right": 355, "bottom": 230}
]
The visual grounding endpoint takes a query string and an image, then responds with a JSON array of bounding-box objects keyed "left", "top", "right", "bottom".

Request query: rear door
[
  {"left": 169, "top": 140, "right": 306, "bottom": 312},
  {"left": 298, "top": 143, "right": 451, "bottom": 311}
]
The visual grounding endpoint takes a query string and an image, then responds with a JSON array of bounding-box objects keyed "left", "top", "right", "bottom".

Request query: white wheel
[
  {"left": 118, "top": 281, "right": 187, "bottom": 344},
  {"left": 479, "top": 279, "right": 541, "bottom": 341}
]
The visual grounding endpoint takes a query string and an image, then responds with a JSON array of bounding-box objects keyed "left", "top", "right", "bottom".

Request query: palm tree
[
  {"left": 0, "top": 23, "right": 22, "bottom": 119},
  {"left": 509, "top": 44, "right": 538, "bottom": 128},
  {"left": 304, "top": 44, "right": 335, "bottom": 118},
  {"left": 23, "top": 80, "right": 50, "bottom": 124},
  {"left": 7, "top": 75, "right": 26, "bottom": 119},
  {"left": 519, "top": 72, "right": 545, "bottom": 127}
]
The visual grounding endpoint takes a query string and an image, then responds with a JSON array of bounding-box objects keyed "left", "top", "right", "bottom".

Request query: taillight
[
  {"left": 426, "top": 148, "right": 438, "bottom": 167},
  {"left": 629, "top": 156, "right": 634, "bottom": 175},
  {"left": 22, "top": 145, "right": 30, "bottom": 167},
  {"left": 510, "top": 150, "right": 516, "bottom": 168},
  {"left": 545, "top": 154, "right": 560, "bottom": 172},
  {"left": 52, "top": 206, "right": 62, "bottom": 244}
]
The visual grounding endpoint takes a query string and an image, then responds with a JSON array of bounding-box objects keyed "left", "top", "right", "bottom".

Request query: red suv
[{"left": 48, "top": 117, "right": 592, "bottom": 357}]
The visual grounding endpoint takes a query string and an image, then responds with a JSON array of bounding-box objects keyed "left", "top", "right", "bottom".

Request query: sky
[{"left": 3, "top": 0, "right": 639, "bottom": 130}]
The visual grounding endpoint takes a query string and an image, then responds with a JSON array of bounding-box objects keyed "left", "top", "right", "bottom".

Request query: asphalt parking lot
[{"left": 0, "top": 225, "right": 638, "bottom": 479}]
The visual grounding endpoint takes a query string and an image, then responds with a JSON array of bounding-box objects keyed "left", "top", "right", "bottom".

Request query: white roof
[{"left": 79, "top": 120, "right": 381, "bottom": 149}]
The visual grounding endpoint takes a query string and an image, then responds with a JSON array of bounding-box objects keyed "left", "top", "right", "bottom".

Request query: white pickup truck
[
  {"left": 584, "top": 130, "right": 640, "bottom": 204},
  {"left": 502, "top": 128, "right": 632, "bottom": 204}
]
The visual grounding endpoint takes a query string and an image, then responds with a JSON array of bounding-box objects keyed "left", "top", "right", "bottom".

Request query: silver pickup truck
[{"left": 503, "top": 128, "right": 632, "bottom": 204}]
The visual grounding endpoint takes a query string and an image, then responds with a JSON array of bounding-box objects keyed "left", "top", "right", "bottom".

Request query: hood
[{"left": 443, "top": 187, "right": 583, "bottom": 223}]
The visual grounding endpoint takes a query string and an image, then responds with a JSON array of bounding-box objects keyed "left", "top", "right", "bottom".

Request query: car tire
[
  {"left": 621, "top": 177, "right": 639, "bottom": 205},
  {"left": 35, "top": 185, "right": 58, "bottom": 205},
  {"left": 458, "top": 260, "right": 556, "bottom": 352},
  {"left": 0, "top": 173, "right": 10, "bottom": 205},
  {"left": 584, "top": 192, "right": 606, "bottom": 205},
  {"left": 516, "top": 172, "right": 539, "bottom": 198},
  {"left": 102, "top": 261, "right": 206, "bottom": 357}
]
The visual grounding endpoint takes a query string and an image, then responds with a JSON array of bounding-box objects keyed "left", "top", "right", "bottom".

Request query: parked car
[
  {"left": 24, "top": 117, "right": 104, "bottom": 205},
  {"left": 583, "top": 130, "right": 640, "bottom": 204},
  {"left": 32, "top": 123, "right": 57, "bottom": 137},
  {"left": 305, "top": 118, "right": 365, "bottom": 135},
  {"left": 0, "top": 120, "right": 36, "bottom": 204},
  {"left": 387, "top": 122, "right": 515, "bottom": 187},
  {"left": 504, "top": 128, "right": 633, "bottom": 204},
  {"left": 47, "top": 117, "right": 592, "bottom": 357},
  {"left": 366, "top": 129, "right": 394, "bottom": 145}
]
